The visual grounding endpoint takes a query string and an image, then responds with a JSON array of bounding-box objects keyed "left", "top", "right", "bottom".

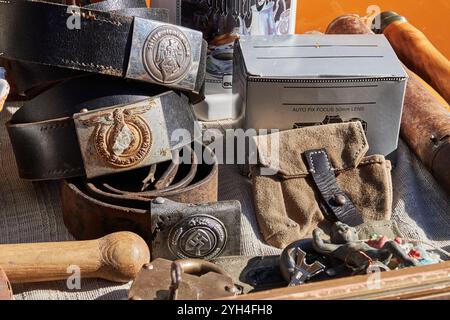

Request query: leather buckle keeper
[{"left": 304, "top": 149, "right": 364, "bottom": 227}]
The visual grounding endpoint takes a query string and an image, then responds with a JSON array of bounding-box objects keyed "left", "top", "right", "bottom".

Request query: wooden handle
[
  {"left": 326, "top": 15, "right": 450, "bottom": 195},
  {"left": 384, "top": 20, "right": 450, "bottom": 103},
  {"left": 0, "top": 267, "right": 13, "bottom": 300},
  {"left": 0, "top": 232, "right": 150, "bottom": 284}
]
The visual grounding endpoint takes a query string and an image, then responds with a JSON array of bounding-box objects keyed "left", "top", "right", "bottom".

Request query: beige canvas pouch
[{"left": 251, "top": 122, "right": 393, "bottom": 249}]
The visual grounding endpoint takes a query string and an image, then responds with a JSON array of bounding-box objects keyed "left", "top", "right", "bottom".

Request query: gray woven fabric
[
  {"left": 392, "top": 141, "right": 450, "bottom": 252},
  {"left": 0, "top": 108, "right": 449, "bottom": 300}
]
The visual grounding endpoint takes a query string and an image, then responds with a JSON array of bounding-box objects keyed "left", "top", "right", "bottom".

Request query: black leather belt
[
  {"left": 7, "top": 75, "right": 200, "bottom": 180},
  {"left": 0, "top": 0, "right": 206, "bottom": 96}
]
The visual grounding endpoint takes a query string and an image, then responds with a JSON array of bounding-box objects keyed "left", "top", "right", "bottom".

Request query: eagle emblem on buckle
[
  {"left": 143, "top": 26, "right": 192, "bottom": 84},
  {"left": 79, "top": 103, "right": 155, "bottom": 168}
]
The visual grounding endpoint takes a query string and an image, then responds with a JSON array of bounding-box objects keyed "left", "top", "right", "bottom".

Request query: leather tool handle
[
  {"left": 382, "top": 15, "right": 450, "bottom": 103},
  {"left": 0, "top": 232, "right": 150, "bottom": 284}
]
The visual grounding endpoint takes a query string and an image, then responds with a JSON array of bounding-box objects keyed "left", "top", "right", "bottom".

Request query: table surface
[{"left": 0, "top": 106, "right": 449, "bottom": 300}]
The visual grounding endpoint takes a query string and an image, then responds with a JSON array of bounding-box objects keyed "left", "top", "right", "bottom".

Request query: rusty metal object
[
  {"left": 129, "top": 258, "right": 237, "bottom": 300},
  {"left": 0, "top": 267, "right": 13, "bottom": 300},
  {"left": 62, "top": 144, "right": 219, "bottom": 241},
  {"left": 326, "top": 14, "right": 450, "bottom": 195}
]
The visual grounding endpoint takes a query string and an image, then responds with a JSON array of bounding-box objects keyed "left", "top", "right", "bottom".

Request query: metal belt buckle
[
  {"left": 126, "top": 18, "right": 204, "bottom": 92},
  {"left": 73, "top": 97, "right": 172, "bottom": 178},
  {"left": 150, "top": 198, "right": 241, "bottom": 261}
]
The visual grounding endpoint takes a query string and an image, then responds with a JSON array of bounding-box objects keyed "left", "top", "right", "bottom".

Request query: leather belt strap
[
  {"left": 7, "top": 75, "right": 200, "bottom": 180},
  {"left": 304, "top": 149, "right": 364, "bottom": 227},
  {"left": 0, "top": 0, "right": 158, "bottom": 100},
  {"left": 0, "top": 0, "right": 206, "bottom": 95},
  {"left": 61, "top": 146, "right": 242, "bottom": 261},
  {"left": 61, "top": 144, "right": 220, "bottom": 241}
]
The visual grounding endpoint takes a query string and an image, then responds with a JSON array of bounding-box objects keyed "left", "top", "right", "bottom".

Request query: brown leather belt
[
  {"left": 62, "top": 144, "right": 219, "bottom": 241},
  {"left": 61, "top": 145, "right": 243, "bottom": 261}
]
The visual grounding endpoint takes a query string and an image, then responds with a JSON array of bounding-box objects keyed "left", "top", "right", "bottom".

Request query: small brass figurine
[{"left": 312, "top": 222, "right": 419, "bottom": 273}]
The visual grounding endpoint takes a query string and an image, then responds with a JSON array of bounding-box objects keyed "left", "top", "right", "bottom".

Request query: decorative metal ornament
[
  {"left": 168, "top": 214, "right": 228, "bottom": 260},
  {"left": 74, "top": 97, "right": 173, "bottom": 179},
  {"left": 150, "top": 198, "right": 241, "bottom": 261},
  {"left": 79, "top": 103, "right": 154, "bottom": 168},
  {"left": 143, "top": 26, "right": 192, "bottom": 84}
]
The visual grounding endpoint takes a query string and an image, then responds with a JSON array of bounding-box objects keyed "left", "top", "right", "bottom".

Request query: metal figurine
[{"left": 312, "top": 222, "right": 420, "bottom": 273}]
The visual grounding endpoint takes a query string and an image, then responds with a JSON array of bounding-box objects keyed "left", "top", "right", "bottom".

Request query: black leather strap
[
  {"left": 0, "top": 0, "right": 206, "bottom": 95},
  {"left": 304, "top": 149, "right": 364, "bottom": 227},
  {"left": 0, "top": 0, "right": 170, "bottom": 101},
  {"left": 84, "top": 0, "right": 150, "bottom": 11},
  {"left": 7, "top": 75, "right": 200, "bottom": 181}
]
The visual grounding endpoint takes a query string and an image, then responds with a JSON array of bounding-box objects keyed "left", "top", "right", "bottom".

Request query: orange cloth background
[
  {"left": 296, "top": 0, "right": 450, "bottom": 58},
  {"left": 145, "top": 0, "right": 450, "bottom": 59}
]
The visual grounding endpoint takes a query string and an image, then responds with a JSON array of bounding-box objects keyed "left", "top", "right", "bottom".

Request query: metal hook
[{"left": 168, "top": 261, "right": 183, "bottom": 300}]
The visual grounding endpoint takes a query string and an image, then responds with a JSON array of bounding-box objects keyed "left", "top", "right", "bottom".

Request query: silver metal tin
[
  {"left": 233, "top": 34, "right": 408, "bottom": 159},
  {"left": 126, "top": 17, "right": 203, "bottom": 92}
]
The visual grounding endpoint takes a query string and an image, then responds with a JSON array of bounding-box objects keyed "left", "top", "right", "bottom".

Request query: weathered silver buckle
[
  {"left": 126, "top": 18, "right": 204, "bottom": 93},
  {"left": 150, "top": 198, "right": 242, "bottom": 261},
  {"left": 73, "top": 97, "right": 172, "bottom": 179}
]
